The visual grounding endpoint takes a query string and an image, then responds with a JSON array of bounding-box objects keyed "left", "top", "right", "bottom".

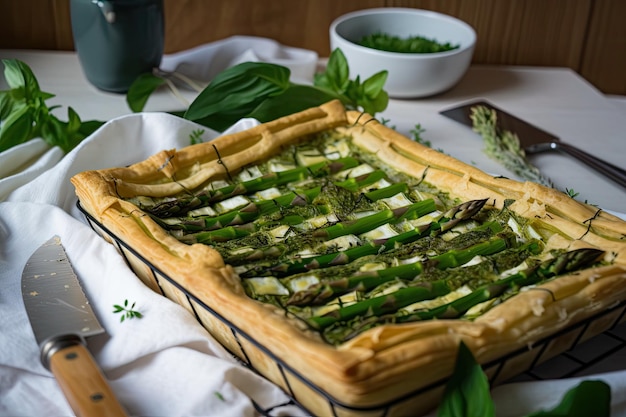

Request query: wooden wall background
[{"left": 0, "top": 0, "right": 624, "bottom": 95}]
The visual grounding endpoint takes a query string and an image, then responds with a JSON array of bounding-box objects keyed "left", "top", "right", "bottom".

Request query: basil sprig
[
  {"left": 126, "top": 48, "right": 389, "bottom": 132},
  {"left": 313, "top": 47, "right": 389, "bottom": 116},
  {"left": 0, "top": 59, "right": 104, "bottom": 153},
  {"left": 439, "top": 341, "right": 611, "bottom": 417},
  {"left": 183, "top": 61, "right": 305, "bottom": 132}
]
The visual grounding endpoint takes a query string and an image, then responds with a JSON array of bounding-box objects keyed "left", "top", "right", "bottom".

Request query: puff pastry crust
[{"left": 71, "top": 100, "right": 626, "bottom": 415}]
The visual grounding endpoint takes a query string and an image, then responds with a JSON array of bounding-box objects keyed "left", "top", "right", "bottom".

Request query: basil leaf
[
  {"left": 0, "top": 90, "right": 10, "bottom": 119},
  {"left": 314, "top": 51, "right": 389, "bottom": 116},
  {"left": 362, "top": 70, "right": 388, "bottom": 99},
  {"left": 38, "top": 91, "right": 56, "bottom": 101},
  {"left": 39, "top": 115, "right": 66, "bottom": 149},
  {"left": 344, "top": 76, "right": 362, "bottom": 108},
  {"left": 526, "top": 380, "right": 611, "bottom": 417},
  {"left": 184, "top": 62, "right": 290, "bottom": 131},
  {"left": 437, "top": 341, "right": 495, "bottom": 417},
  {"left": 0, "top": 59, "right": 104, "bottom": 154},
  {"left": 0, "top": 105, "right": 34, "bottom": 152},
  {"left": 2, "top": 59, "right": 44, "bottom": 102},
  {"left": 78, "top": 119, "right": 105, "bottom": 137},
  {"left": 40, "top": 110, "right": 104, "bottom": 153},
  {"left": 66, "top": 107, "right": 81, "bottom": 134},
  {"left": 0, "top": 89, "right": 26, "bottom": 121},
  {"left": 126, "top": 72, "right": 167, "bottom": 112},
  {"left": 323, "top": 48, "right": 350, "bottom": 93},
  {"left": 2, "top": 59, "right": 28, "bottom": 89},
  {"left": 361, "top": 89, "right": 389, "bottom": 116},
  {"left": 246, "top": 84, "right": 338, "bottom": 123}
]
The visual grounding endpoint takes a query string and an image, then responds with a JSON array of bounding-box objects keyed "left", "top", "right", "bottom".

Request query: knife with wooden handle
[{"left": 21, "top": 236, "right": 128, "bottom": 417}]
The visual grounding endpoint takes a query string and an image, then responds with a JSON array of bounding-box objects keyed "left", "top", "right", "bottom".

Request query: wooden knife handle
[{"left": 49, "top": 343, "right": 128, "bottom": 417}]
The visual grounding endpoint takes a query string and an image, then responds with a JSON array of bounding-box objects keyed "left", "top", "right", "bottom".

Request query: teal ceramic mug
[{"left": 70, "top": 0, "right": 164, "bottom": 93}]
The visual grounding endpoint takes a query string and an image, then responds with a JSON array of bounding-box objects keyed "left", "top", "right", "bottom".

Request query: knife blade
[
  {"left": 440, "top": 99, "right": 626, "bottom": 189},
  {"left": 21, "top": 236, "right": 127, "bottom": 417}
]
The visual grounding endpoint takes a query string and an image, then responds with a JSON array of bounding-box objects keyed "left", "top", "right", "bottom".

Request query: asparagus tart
[{"left": 71, "top": 100, "right": 626, "bottom": 416}]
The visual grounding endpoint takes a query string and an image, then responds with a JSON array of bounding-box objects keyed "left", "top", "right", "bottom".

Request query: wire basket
[{"left": 78, "top": 200, "right": 626, "bottom": 416}]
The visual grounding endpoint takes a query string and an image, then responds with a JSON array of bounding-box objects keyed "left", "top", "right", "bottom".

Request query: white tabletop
[
  {"left": 1, "top": 48, "right": 626, "bottom": 417},
  {"left": 2, "top": 49, "right": 625, "bottom": 213}
]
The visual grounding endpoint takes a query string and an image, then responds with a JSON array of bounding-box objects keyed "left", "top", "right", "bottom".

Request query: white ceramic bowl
[{"left": 330, "top": 8, "right": 476, "bottom": 98}]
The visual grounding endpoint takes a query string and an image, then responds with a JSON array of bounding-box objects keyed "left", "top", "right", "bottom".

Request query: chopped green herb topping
[{"left": 358, "top": 32, "right": 460, "bottom": 54}]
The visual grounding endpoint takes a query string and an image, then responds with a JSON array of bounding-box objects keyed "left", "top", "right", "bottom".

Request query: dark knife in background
[
  {"left": 440, "top": 99, "right": 626, "bottom": 189},
  {"left": 21, "top": 236, "right": 127, "bottom": 417}
]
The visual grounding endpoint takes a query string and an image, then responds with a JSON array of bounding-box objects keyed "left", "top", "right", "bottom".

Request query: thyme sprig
[
  {"left": 113, "top": 299, "right": 143, "bottom": 322},
  {"left": 189, "top": 128, "right": 205, "bottom": 145},
  {"left": 565, "top": 188, "right": 580, "bottom": 198},
  {"left": 470, "top": 105, "right": 554, "bottom": 188},
  {"left": 410, "top": 123, "right": 429, "bottom": 147}
]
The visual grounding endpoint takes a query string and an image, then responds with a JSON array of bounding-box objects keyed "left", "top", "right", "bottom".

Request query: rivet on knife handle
[{"left": 47, "top": 336, "right": 128, "bottom": 417}]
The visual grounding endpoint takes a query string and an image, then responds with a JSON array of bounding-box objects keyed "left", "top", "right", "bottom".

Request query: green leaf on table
[
  {"left": 126, "top": 72, "right": 167, "bottom": 113},
  {"left": 0, "top": 89, "right": 26, "bottom": 121},
  {"left": 526, "top": 380, "right": 611, "bottom": 417},
  {"left": 78, "top": 119, "right": 105, "bottom": 136},
  {"left": 361, "top": 81, "right": 388, "bottom": 116},
  {"left": 246, "top": 84, "right": 338, "bottom": 123},
  {"left": 3, "top": 59, "right": 36, "bottom": 92},
  {"left": 0, "top": 105, "right": 34, "bottom": 152},
  {"left": 361, "top": 71, "right": 389, "bottom": 114},
  {"left": 122, "top": 48, "right": 389, "bottom": 133},
  {"left": 362, "top": 70, "right": 388, "bottom": 99},
  {"left": 38, "top": 107, "right": 104, "bottom": 153},
  {"left": 113, "top": 299, "right": 143, "bottom": 323},
  {"left": 437, "top": 341, "right": 495, "bottom": 417},
  {"left": 315, "top": 48, "right": 350, "bottom": 93},
  {"left": 184, "top": 62, "right": 291, "bottom": 131},
  {"left": 66, "top": 106, "right": 81, "bottom": 133},
  {"left": 39, "top": 115, "right": 65, "bottom": 148},
  {"left": 0, "top": 59, "right": 104, "bottom": 154},
  {"left": 314, "top": 48, "right": 389, "bottom": 116}
]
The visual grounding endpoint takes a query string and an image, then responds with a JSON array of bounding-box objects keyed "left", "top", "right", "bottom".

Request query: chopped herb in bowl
[{"left": 358, "top": 32, "right": 460, "bottom": 54}]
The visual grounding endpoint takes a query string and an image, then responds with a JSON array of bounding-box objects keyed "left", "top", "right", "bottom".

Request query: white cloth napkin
[
  {"left": 0, "top": 113, "right": 306, "bottom": 417},
  {"left": 0, "top": 139, "right": 64, "bottom": 201},
  {"left": 159, "top": 35, "right": 319, "bottom": 84}
]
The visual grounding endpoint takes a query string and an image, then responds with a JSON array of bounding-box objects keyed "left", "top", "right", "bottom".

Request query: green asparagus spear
[
  {"left": 243, "top": 198, "right": 488, "bottom": 277},
  {"left": 398, "top": 247, "right": 604, "bottom": 322},
  {"left": 334, "top": 170, "right": 387, "bottom": 192},
  {"left": 154, "top": 187, "right": 322, "bottom": 232},
  {"left": 287, "top": 236, "right": 510, "bottom": 306},
  {"left": 363, "top": 182, "right": 410, "bottom": 201},
  {"left": 156, "top": 169, "right": 407, "bottom": 234},
  {"left": 311, "top": 247, "right": 601, "bottom": 334},
  {"left": 312, "top": 199, "right": 436, "bottom": 240},
  {"left": 140, "top": 157, "right": 360, "bottom": 217},
  {"left": 308, "top": 281, "right": 453, "bottom": 330}
]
